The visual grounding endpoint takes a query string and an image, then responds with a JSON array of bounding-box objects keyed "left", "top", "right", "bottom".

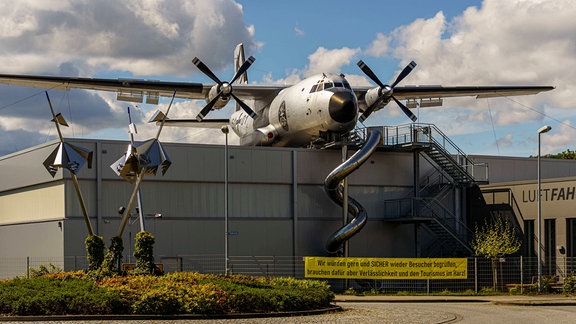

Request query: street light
[
  {"left": 537, "top": 125, "right": 551, "bottom": 292},
  {"left": 221, "top": 125, "right": 230, "bottom": 276}
]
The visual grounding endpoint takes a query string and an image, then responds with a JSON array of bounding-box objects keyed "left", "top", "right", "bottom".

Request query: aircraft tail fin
[
  {"left": 234, "top": 43, "right": 248, "bottom": 84},
  {"left": 233, "top": 43, "right": 248, "bottom": 113}
]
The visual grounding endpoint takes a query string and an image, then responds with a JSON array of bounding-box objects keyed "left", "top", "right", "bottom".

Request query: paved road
[{"left": 3, "top": 296, "right": 576, "bottom": 323}]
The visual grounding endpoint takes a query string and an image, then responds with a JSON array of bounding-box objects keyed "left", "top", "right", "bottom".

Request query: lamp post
[
  {"left": 221, "top": 125, "right": 230, "bottom": 276},
  {"left": 537, "top": 125, "right": 551, "bottom": 292}
]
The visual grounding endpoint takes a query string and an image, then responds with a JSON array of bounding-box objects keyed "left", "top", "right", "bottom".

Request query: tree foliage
[
  {"left": 132, "top": 231, "right": 158, "bottom": 275},
  {"left": 96, "top": 236, "right": 124, "bottom": 278},
  {"left": 545, "top": 149, "right": 576, "bottom": 160},
  {"left": 471, "top": 217, "right": 521, "bottom": 290},
  {"left": 471, "top": 217, "right": 521, "bottom": 258},
  {"left": 85, "top": 235, "right": 105, "bottom": 271}
]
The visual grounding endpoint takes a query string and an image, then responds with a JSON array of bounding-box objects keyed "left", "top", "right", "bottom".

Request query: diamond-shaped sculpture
[
  {"left": 110, "top": 144, "right": 140, "bottom": 183},
  {"left": 43, "top": 142, "right": 93, "bottom": 177},
  {"left": 136, "top": 138, "right": 172, "bottom": 176},
  {"left": 110, "top": 139, "right": 171, "bottom": 183}
]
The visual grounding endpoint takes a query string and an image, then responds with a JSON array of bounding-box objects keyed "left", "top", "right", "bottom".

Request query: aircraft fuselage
[{"left": 230, "top": 73, "right": 359, "bottom": 146}]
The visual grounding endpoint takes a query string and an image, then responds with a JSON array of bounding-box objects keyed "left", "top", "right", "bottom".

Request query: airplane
[{"left": 0, "top": 44, "right": 554, "bottom": 147}]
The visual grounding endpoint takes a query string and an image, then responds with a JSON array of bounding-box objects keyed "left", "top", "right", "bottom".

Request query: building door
[
  {"left": 523, "top": 220, "right": 535, "bottom": 258},
  {"left": 567, "top": 218, "right": 576, "bottom": 273},
  {"left": 544, "top": 219, "right": 556, "bottom": 276}
]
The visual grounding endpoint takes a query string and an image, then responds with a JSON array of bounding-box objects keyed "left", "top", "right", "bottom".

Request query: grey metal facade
[
  {"left": 0, "top": 138, "right": 428, "bottom": 270},
  {"left": 3, "top": 137, "right": 576, "bottom": 277}
]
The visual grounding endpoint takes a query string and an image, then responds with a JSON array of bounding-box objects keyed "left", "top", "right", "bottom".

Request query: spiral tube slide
[{"left": 324, "top": 129, "right": 383, "bottom": 254}]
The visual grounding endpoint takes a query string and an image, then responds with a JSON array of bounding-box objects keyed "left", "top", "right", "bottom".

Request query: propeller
[
  {"left": 357, "top": 60, "right": 417, "bottom": 122},
  {"left": 192, "top": 56, "right": 257, "bottom": 121}
]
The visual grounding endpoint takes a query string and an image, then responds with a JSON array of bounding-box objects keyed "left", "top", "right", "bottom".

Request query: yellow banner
[{"left": 304, "top": 257, "right": 467, "bottom": 279}]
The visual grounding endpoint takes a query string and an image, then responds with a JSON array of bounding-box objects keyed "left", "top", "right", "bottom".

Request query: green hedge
[
  {"left": 0, "top": 275, "right": 127, "bottom": 315},
  {"left": 0, "top": 272, "right": 334, "bottom": 316}
]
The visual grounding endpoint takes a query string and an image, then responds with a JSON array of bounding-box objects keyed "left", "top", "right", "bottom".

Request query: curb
[
  {"left": 0, "top": 306, "right": 342, "bottom": 322},
  {"left": 334, "top": 295, "right": 576, "bottom": 306},
  {"left": 491, "top": 300, "right": 576, "bottom": 306}
]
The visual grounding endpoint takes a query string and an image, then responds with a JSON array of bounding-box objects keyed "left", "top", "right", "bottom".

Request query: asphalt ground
[
  {"left": 1, "top": 294, "right": 575, "bottom": 323},
  {"left": 334, "top": 293, "right": 576, "bottom": 306}
]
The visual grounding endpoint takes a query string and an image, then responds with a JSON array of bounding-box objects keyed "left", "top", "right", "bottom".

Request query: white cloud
[
  {"left": 0, "top": 0, "right": 256, "bottom": 76},
  {"left": 538, "top": 120, "right": 576, "bottom": 155},
  {"left": 365, "top": 33, "right": 390, "bottom": 57},
  {"left": 363, "top": 0, "right": 576, "bottom": 155},
  {"left": 1, "top": 0, "right": 576, "bottom": 157},
  {"left": 0, "top": 0, "right": 257, "bottom": 155},
  {"left": 304, "top": 47, "right": 361, "bottom": 77},
  {"left": 294, "top": 26, "right": 304, "bottom": 37}
]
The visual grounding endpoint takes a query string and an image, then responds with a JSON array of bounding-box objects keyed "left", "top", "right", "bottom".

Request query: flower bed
[{"left": 0, "top": 272, "right": 334, "bottom": 316}]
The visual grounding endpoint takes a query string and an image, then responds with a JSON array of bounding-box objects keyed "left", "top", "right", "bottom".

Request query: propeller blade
[
  {"left": 192, "top": 57, "right": 222, "bottom": 84},
  {"left": 357, "top": 60, "right": 385, "bottom": 88},
  {"left": 229, "top": 56, "right": 255, "bottom": 84},
  {"left": 196, "top": 93, "right": 221, "bottom": 121},
  {"left": 231, "top": 93, "right": 257, "bottom": 118},
  {"left": 392, "top": 96, "right": 417, "bottom": 122},
  {"left": 391, "top": 61, "right": 417, "bottom": 88},
  {"left": 358, "top": 100, "right": 381, "bottom": 123}
]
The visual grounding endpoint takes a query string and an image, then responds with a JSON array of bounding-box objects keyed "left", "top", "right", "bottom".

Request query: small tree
[
  {"left": 85, "top": 235, "right": 105, "bottom": 271},
  {"left": 97, "top": 236, "right": 124, "bottom": 278},
  {"left": 133, "top": 231, "right": 158, "bottom": 275},
  {"left": 471, "top": 217, "right": 521, "bottom": 290}
]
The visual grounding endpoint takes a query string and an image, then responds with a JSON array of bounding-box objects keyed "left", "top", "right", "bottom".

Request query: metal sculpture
[
  {"left": 115, "top": 91, "right": 176, "bottom": 237},
  {"left": 43, "top": 92, "right": 95, "bottom": 236}
]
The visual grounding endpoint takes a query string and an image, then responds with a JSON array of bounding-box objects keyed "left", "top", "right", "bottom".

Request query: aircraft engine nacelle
[
  {"left": 206, "top": 84, "right": 231, "bottom": 110},
  {"left": 255, "top": 125, "right": 278, "bottom": 145},
  {"left": 364, "top": 87, "right": 391, "bottom": 110}
]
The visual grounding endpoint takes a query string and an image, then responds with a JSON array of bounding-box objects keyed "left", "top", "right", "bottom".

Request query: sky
[{"left": 0, "top": 0, "right": 574, "bottom": 157}]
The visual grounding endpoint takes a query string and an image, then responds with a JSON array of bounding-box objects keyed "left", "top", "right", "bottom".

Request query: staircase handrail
[
  {"left": 382, "top": 196, "right": 474, "bottom": 253},
  {"left": 417, "top": 197, "right": 474, "bottom": 253},
  {"left": 381, "top": 123, "right": 488, "bottom": 182},
  {"left": 417, "top": 197, "right": 475, "bottom": 236},
  {"left": 481, "top": 188, "right": 526, "bottom": 223}
]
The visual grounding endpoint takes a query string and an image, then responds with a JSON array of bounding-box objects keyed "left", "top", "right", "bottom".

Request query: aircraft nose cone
[{"left": 329, "top": 91, "right": 357, "bottom": 123}]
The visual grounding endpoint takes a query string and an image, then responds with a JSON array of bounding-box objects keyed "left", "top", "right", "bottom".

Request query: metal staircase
[
  {"left": 379, "top": 123, "right": 488, "bottom": 185},
  {"left": 373, "top": 123, "right": 485, "bottom": 256}
]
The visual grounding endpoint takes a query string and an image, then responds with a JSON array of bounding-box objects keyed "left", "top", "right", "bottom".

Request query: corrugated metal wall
[{"left": 0, "top": 138, "right": 438, "bottom": 266}]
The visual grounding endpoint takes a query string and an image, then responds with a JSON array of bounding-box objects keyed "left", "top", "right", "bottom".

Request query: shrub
[
  {"left": 97, "top": 236, "right": 124, "bottom": 278},
  {"left": 85, "top": 235, "right": 105, "bottom": 271},
  {"left": 563, "top": 274, "right": 576, "bottom": 294},
  {"left": 0, "top": 276, "right": 126, "bottom": 315},
  {"left": 28, "top": 264, "right": 62, "bottom": 278},
  {"left": 0, "top": 272, "right": 334, "bottom": 315},
  {"left": 132, "top": 231, "right": 158, "bottom": 275}
]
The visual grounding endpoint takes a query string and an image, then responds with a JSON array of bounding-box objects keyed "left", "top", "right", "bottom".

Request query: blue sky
[
  {"left": 0, "top": 0, "right": 573, "bottom": 157},
  {"left": 241, "top": 0, "right": 482, "bottom": 78}
]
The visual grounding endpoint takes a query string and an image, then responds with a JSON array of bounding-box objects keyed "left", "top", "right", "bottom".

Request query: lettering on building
[{"left": 522, "top": 186, "right": 576, "bottom": 203}]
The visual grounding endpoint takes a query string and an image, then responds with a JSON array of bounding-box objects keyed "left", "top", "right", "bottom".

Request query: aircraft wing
[
  {"left": 391, "top": 85, "right": 555, "bottom": 99},
  {"left": 354, "top": 85, "right": 554, "bottom": 101},
  {"left": 0, "top": 73, "right": 285, "bottom": 102}
]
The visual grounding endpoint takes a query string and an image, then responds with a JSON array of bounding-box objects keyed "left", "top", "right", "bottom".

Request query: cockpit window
[{"left": 310, "top": 79, "right": 345, "bottom": 93}]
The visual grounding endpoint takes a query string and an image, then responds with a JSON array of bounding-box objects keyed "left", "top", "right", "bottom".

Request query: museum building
[{"left": 1, "top": 124, "right": 575, "bottom": 280}]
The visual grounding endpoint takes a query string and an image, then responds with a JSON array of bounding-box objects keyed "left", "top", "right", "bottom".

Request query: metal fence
[{"left": 2, "top": 255, "right": 575, "bottom": 293}]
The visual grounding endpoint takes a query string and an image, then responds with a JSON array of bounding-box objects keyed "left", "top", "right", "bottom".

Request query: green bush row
[
  {"left": 563, "top": 274, "right": 576, "bottom": 294},
  {"left": 0, "top": 276, "right": 127, "bottom": 315},
  {"left": 0, "top": 272, "right": 334, "bottom": 316}
]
